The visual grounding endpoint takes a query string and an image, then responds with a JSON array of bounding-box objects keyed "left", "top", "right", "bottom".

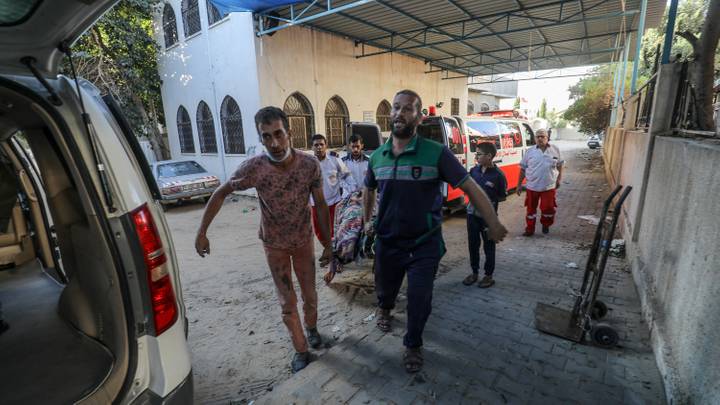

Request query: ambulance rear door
[{"left": 496, "top": 120, "right": 526, "bottom": 189}]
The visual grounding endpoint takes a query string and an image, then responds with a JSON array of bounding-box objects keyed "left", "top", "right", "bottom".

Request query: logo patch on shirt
[{"left": 412, "top": 166, "right": 423, "bottom": 179}]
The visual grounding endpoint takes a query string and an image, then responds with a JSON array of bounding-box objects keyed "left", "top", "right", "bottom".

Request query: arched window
[
  {"left": 177, "top": 106, "right": 195, "bottom": 154},
  {"left": 206, "top": 0, "right": 224, "bottom": 25},
  {"left": 376, "top": 99, "right": 391, "bottom": 132},
  {"left": 283, "top": 92, "right": 314, "bottom": 149},
  {"left": 325, "top": 96, "right": 349, "bottom": 148},
  {"left": 162, "top": 4, "right": 178, "bottom": 48},
  {"left": 220, "top": 96, "right": 245, "bottom": 154},
  {"left": 181, "top": 0, "right": 201, "bottom": 37},
  {"left": 196, "top": 101, "right": 218, "bottom": 153},
  {"left": 480, "top": 102, "right": 491, "bottom": 112},
  {"left": 467, "top": 100, "right": 475, "bottom": 115}
]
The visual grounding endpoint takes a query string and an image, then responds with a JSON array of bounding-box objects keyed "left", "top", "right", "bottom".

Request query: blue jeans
[
  {"left": 467, "top": 214, "right": 496, "bottom": 276},
  {"left": 374, "top": 239, "right": 442, "bottom": 348}
]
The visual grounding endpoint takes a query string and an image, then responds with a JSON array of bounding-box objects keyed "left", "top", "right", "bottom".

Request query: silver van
[{"left": 0, "top": 1, "right": 193, "bottom": 403}]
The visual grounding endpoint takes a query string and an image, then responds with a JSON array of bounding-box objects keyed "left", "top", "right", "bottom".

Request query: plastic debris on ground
[
  {"left": 363, "top": 313, "right": 376, "bottom": 323},
  {"left": 565, "top": 262, "right": 579, "bottom": 269},
  {"left": 610, "top": 239, "right": 626, "bottom": 257},
  {"left": 578, "top": 215, "right": 601, "bottom": 225}
]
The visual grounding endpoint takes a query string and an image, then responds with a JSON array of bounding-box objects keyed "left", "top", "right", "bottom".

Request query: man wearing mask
[
  {"left": 195, "top": 107, "right": 332, "bottom": 373},
  {"left": 362, "top": 90, "right": 508, "bottom": 373}
]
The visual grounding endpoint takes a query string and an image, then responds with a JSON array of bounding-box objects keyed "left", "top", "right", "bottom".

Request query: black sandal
[
  {"left": 376, "top": 308, "right": 392, "bottom": 333},
  {"left": 403, "top": 347, "right": 423, "bottom": 373}
]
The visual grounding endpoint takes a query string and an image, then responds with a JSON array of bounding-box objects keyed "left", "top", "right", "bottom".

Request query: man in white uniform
[
  {"left": 310, "top": 134, "right": 356, "bottom": 241},
  {"left": 516, "top": 128, "right": 564, "bottom": 236},
  {"left": 341, "top": 134, "right": 369, "bottom": 193}
]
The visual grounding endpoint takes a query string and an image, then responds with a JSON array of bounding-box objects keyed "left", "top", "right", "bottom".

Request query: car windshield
[
  {"left": 466, "top": 121, "right": 501, "bottom": 151},
  {"left": 157, "top": 161, "right": 206, "bottom": 178},
  {"left": 0, "top": 0, "right": 42, "bottom": 25}
]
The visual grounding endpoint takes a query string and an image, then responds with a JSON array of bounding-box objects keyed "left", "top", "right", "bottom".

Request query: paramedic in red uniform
[{"left": 516, "top": 128, "right": 564, "bottom": 236}]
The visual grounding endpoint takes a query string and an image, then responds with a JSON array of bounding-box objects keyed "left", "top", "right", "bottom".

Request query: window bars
[
  {"left": 162, "top": 4, "right": 178, "bottom": 48},
  {"left": 177, "top": 106, "right": 195, "bottom": 154},
  {"left": 220, "top": 96, "right": 245, "bottom": 154},
  {"left": 196, "top": 101, "right": 218, "bottom": 153},
  {"left": 182, "top": 0, "right": 201, "bottom": 37}
]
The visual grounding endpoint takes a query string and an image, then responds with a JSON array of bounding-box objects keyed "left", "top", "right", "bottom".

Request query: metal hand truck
[{"left": 534, "top": 185, "right": 632, "bottom": 348}]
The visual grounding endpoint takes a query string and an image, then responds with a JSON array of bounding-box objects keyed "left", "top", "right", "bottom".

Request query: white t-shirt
[
  {"left": 342, "top": 154, "right": 369, "bottom": 193},
  {"left": 519, "top": 144, "right": 564, "bottom": 192},
  {"left": 311, "top": 154, "right": 356, "bottom": 206}
]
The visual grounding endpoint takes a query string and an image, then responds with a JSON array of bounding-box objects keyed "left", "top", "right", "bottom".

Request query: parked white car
[
  {"left": 587, "top": 134, "right": 604, "bottom": 149},
  {"left": 152, "top": 160, "right": 220, "bottom": 206},
  {"left": 0, "top": 1, "right": 192, "bottom": 403}
]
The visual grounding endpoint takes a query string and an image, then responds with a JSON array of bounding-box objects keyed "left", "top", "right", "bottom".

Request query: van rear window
[
  {"left": 417, "top": 120, "right": 444, "bottom": 145},
  {"left": 0, "top": 0, "right": 41, "bottom": 26},
  {"left": 349, "top": 125, "right": 382, "bottom": 150},
  {"left": 466, "top": 121, "right": 500, "bottom": 151}
]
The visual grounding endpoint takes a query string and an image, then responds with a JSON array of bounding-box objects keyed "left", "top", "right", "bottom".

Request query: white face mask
[{"left": 265, "top": 147, "right": 291, "bottom": 163}]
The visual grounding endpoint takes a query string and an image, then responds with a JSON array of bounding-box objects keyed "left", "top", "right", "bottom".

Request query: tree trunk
[
  {"left": 679, "top": 0, "right": 720, "bottom": 131},
  {"left": 130, "top": 93, "right": 169, "bottom": 160}
]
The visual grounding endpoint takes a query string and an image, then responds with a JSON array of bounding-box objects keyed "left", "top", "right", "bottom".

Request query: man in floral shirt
[{"left": 195, "top": 107, "right": 332, "bottom": 373}]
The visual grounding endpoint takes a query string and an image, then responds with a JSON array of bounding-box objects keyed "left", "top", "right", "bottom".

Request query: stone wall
[{"left": 603, "top": 127, "right": 720, "bottom": 404}]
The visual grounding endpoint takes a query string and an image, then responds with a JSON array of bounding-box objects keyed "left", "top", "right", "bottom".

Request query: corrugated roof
[{"left": 258, "top": 0, "right": 666, "bottom": 76}]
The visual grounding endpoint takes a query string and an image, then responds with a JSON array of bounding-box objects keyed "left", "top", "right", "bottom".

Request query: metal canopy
[{"left": 256, "top": 0, "right": 665, "bottom": 76}]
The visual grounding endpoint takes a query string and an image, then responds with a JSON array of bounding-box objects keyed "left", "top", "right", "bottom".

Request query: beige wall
[{"left": 254, "top": 25, "right": 468, "bottom": 140}]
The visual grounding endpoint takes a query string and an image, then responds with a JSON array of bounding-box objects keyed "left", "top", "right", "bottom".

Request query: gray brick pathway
[{"left": 256, "top": 144, "right": 666, "bottom": 404}]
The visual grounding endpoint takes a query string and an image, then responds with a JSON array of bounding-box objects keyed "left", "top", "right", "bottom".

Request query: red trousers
[
  {"left": 311, "top": 203, "right": 336, "bottom": 242},
  {"left": 525, "top": 189, "right": 557, "bottom": 233},
  {"left": 263, "top": 241, "right": 317, "bottom": 353}
]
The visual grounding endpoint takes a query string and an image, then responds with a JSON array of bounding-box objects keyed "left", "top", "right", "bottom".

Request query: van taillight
[{"left": 131, "top": 204, "right": 177, "bottom": 335}]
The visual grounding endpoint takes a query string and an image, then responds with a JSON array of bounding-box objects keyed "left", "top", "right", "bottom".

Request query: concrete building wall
[
  {"left": 551, "top": 128, "right": 585, "bottom": 141},
  {"left": 468, "top": 81, "right": 518, "bottom": 98},
  {"left": 634, "top": 137, "right": 720, "bottom": 403},
  {"left": 253, "top": 26, "right": 468, "bottom": 134},
  {"left": 467, "top": 91, "right": 503, "bottom": 113},
  {"left": 157, "top": 8, "right": 264, "bottom": 181},
  {"left": 604, "top": 127, "right": 720, "bottom": 403},
  {"left": 157, "top": 8, "right": 467, "bottom": 179}
]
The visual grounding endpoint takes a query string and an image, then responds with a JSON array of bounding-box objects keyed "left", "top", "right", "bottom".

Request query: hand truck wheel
[
  {"left": 590, "top": 323, "right": 619, "bottom": 348},
  {"left": 591, "top": 300, "right": 608, "bottom": 320}
]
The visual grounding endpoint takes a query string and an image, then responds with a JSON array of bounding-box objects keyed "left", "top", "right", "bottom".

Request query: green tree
[
  {"left": 538, "top": 98, "right": 547, "bottom": 119},
  {"left": 639, "top": 0, "right": 714, "bottom": 76},
  {"left": 62, "top": 0, "right": 169, "bottom": 159},
  {"left": 513, "top": 97, "right": 520, "bottom": 109},
  {"left": 563, "top": 66, "right": 618, "bottom": 134},
  {"left": 678, "top": 0, "right": 720, "bottom": 130},
  {"left": 638, "top": 0, "right": 720, "bottom": 130},
  {"left": 547, "top": 108, "right": 567, "bottom": 129}
]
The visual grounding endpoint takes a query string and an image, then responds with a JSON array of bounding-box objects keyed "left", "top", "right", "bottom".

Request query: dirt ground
[{"left": 166, "top": 140, "right": 594, "bottom": 404}]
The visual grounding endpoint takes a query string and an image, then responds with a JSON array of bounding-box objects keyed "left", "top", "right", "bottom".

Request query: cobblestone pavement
[{"left": 256, "top": 142, "right": 666, "bottom": 405}]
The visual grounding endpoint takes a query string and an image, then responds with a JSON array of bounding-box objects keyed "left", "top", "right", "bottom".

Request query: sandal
[
  {"left": 376, "top": 308, "right": 392, "bottom": 333},
  {"left": 462, "top": 273, "right": 478, "bottom": 286},
  {"left": 403, "top": 347, "right": 423, "bottom": 373}
]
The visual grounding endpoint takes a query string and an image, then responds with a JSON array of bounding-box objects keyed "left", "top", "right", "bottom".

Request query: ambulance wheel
[
  {"left": 591, "top": 300, "right": 608, "bottom": 320},
  {"left": 590, "top": 323, "right": 618, "bottom": 348}
]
